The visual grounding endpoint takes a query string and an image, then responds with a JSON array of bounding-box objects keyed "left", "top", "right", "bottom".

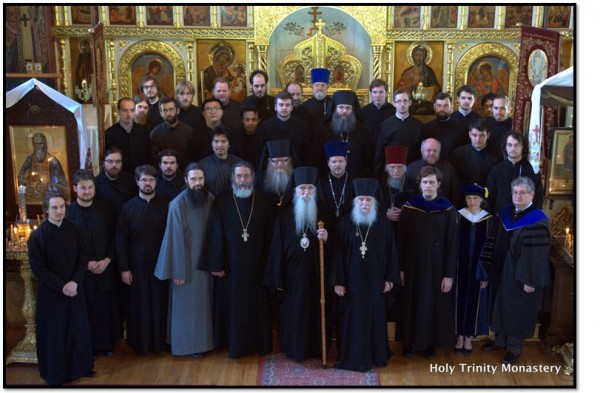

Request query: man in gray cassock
[{"left": 154, "top": 162, "right": 215, "bottom": 358}]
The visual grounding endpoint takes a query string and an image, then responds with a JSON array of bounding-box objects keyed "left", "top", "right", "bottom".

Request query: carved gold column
[
  {"left": 459, "top": 7, "right": 467, "bottom": 30},
  {"left": 385, "top": 43, "right": 394, "bottom": 91},
  {"left": 53, "top": 7, "right": 61, "bottom": 27},
  {"left": 248, "top": 43, "right": 256, "bottom": 72},
  {"left": 535, "top": 6, "right": 544, "bottom": 28},
  {"left": 186, "top": 42, "right": 194, "bottom": 83},
  {"left": 371, "top": 45, "right": 384, "bottom": 81},
  {"left": 99, "top": 6, "right": 107, "bottom": 24},
  {"left": 497, "top": 6, "right": 505, "bottom": 30},
  {"left": 175, "top": 7, "right": 181, "bottom": 28},
  {"left": 62, "top": 6, "right": 69, "bottom": 26},
  {"left": 59, "top": 39, "right": 68, "bottom": 95},
  {"left": 5, "top": 250, "right": 38, "bottom": 365},
  {"left": 108, "top": 40, "right": 118, "bottom": 123},
  {"left": 256, "top": 45, "right": 268, "bottom": 72},
  {"left": 446, "top": 42, "right": 455, "bottom": 96},
  {"left": 137, "top": 6, "right": 144, "bottom": 27},
  {"left": 422, "top": 7, "right": 431, "bottom": 30}
]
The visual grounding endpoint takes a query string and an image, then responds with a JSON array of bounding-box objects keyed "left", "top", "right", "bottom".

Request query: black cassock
[
  {"left": 67, "top": 199, "right": 122, "bottom": 353},
  {"left": 332, "top": 212, "right": 399, "bottom": 372},
  {"left": 28, "top": 219, "right": 94, "bottom": 386},
  {"left": 115, "top": 195, "right": 169, "bottom": 355},
  {"left": 396, "top": 195, "right": 458, "bottom": 351},
  {"left": 263, "top": 206, "right": 327, "bottom": 361},
  {"left": 201, "top": 190, "right": 275, "bottom": 358}
]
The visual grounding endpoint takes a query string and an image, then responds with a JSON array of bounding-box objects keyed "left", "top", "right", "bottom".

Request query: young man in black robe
[
  {"left": 257, "top": 91, "right": 311, "bottom": 166},
  {"left": 94, "top": 147, "right": 137, "bottom": 218},
  {"left": 420, "top": 92, "right": 468, "bottom": 161},
  {"left": 263, "top": 167, "right": 329, "bottom": 361},
  {"left": 332, "top": 178, "right": 399, "bottom": 372},
  {"left": 28, "top": 192, "right": 95, "bottom": 386},
  {"left": 396, "top": 165, "right": 458, "bottom": 359},
  {"left": 67, "top": 170, "right": 121, "bottom": 358},
  {"left": 202, "top": 161, "right": 275, "bottom": 358},
  {"left": 155, "top": 149, "right": 185, "bottom": 202},
  {"left": 361, "top": 79, "right": 396, "bottom": 146},
  {"left": 199, "top": 127, "right": 241, "bottom": 198},
  {"left": 241, "top": 70, "right": 275, "bottom": 122},
  {"left": 485, "top": 95, "right": 514, "bottom": 157},
  {"left": 115, "top": 165, "right": 169, "bottom": 356},
  {"left": 149, "top": 96, "right": 194, "bottom": 169},
  {"left": 482, "top": 176, "right": 551, "bottom": 364}
]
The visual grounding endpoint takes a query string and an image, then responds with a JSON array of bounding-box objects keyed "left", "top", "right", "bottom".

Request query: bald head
[{"left": 421, "top": 138, "right": 441, "bottom": 165}]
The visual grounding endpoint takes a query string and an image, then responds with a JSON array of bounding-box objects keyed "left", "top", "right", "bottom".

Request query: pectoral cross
[
  {"left": 20, "top": 13, "right": 30, "bottom": 27},
  {"left": 360, "top": 242, "right": 368, "bottom": 259},
  {"left": 242, "top": 229, "right": 249, "bottom": 242}
]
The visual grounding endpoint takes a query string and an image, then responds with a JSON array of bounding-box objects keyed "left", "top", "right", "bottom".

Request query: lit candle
[{"left": 82, "top": 79, "right": 87, "bottom": 89}]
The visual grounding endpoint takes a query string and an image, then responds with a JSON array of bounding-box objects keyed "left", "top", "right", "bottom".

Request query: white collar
[{"left": 458, "top": 208, "right": 489, "bottom": 223}]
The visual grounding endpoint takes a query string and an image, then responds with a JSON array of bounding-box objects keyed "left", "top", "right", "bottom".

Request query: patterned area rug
[{"left": 258, "top": 352, "right": 380, "bottom": 386}]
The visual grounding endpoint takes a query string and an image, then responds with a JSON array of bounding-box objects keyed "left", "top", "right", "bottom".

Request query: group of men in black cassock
[{"left": 26, "top": 65, "right": 554, "bottom": 383}]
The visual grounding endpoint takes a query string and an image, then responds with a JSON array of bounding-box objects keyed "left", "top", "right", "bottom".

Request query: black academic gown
[
  {"left": 396, "top": 195, "right": 458, "bottom": 351},
  {"left": 202, "top": 189, "right": 275, "bottom": 358},
  {"left": 455, "top": 210, "right": 496, "bottom": 337},
  {"left": 28, "top": 219, "right": 94, "bottom": 386},
  {"left": 490, "top": 206, "right": 551, "bottom": 339},
  {"left": 486, "top": 159, "right": 543, "bottom": 214},
  {"left": 67, "top": 199, "right": 122, "bottom": 353},
  {"left": 332, "top": 212, "right": 399, "bottom": 372},
  {"left": 115, "top": 195, "right": 169, "bottom": 355},
  {"left": 486, "top": 117, "right": 513, "bottom": 158},
  {"left": 263, "top": 206, "right": 328, "bottom": 361}
]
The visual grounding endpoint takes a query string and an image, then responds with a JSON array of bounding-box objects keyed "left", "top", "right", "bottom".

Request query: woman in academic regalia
[{"left": 454, "top": 184, "right": 496, "bottom": 353}]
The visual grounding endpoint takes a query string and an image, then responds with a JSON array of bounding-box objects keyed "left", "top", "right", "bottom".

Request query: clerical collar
[
  {"left": 120, "top": 121, "right": 134, "bottom": 134},
  {"left": 395, "top": 112, "right": 409, "bottom": 121},
  {"left": 514, "top": 202, "right": 533, "bottom": 214},
  {"left": 48, "top": 218, "right": 63, "bottom": 227},
  {"left": 458, "top": 108, "right": 472, "bottom": 116}
]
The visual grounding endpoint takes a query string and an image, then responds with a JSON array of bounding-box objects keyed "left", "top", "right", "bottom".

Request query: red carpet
[{"left": 258, "top": 352, "right": 380, "bottom": 386}]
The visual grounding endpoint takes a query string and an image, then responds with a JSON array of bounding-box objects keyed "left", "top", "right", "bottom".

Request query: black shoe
[
  {"left": 462, "top": 347, "right": 473, "bottom": 354},
  {"left": 403, "top": 347, "right": 415, "bottom": 358},
  {"left": 423, "top": 346, "right": 436, "bottom": 359},
  {"left": 502, "top": 351, "right": 521, "bottom": 364},
  {"left": 84, "top": 370, "right": 96, "bottom": 378},
  {"left": 191, "top": 353, "right": 202, "bottom": 359},
  {"left": 454, "top": 346, "right": 464, "bottom": 353},
  {"left": 482, "top": 341, "right": 505, "bottom": 352}
]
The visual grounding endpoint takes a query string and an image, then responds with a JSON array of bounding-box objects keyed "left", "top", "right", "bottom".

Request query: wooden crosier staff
[{"left": 318, "top": 220, "right": 327, "bottom": 368}]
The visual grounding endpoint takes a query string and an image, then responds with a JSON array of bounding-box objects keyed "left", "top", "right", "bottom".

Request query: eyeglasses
[
  {"left": 138, "top": 178, "right": 157, "bottom": 183},
  {"left": 269, "top": 158, "right": 289, "bottom": 165},
  {"left": 512, "top": 190, "right": 530, "bottom": 196},
  {"left": 387, "top": 165, "right": 405, "bottom": 172},
  {"left": 204, "top": 107, "right": 222, "bottom": 113},
  {"left": 394, "top": 99, "right": 410, "bottom": 104},
  {"left": 143, "top": 84, "right": 157, "bottom": 90},
  {"left": 105, "top": 159, "right": 122, "bottom": 165},
  {"left": 506, "top": 143, "right": 522, "bottom": 148}
]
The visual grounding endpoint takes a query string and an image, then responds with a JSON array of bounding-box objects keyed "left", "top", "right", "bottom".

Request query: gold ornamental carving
[
  {"left": 277, "top": 19, "right": 362, "bottom": 91},
  {"left": 118, "top": 40, "right": 186, "bottom": 98}
]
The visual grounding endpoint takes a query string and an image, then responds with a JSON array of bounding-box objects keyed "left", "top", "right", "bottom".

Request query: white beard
[
  {"left": 233, "top": 183, "right": 254, "bottom": 198},
  {"left": 314, "top": 91, "right": 326, "bottom": 101},
  {"left": 294, "top": 193, "right": 318, "bottom": 236},
  {"left": 351, "top": 200, "right": 379, "bottom": 227}
]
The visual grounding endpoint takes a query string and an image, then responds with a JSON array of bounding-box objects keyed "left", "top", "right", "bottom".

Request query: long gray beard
[
  {"left": 34, "top": 149, "right": 47, "bottom": 163},
  {"left": 264, "top": 166, "right": 291, "bottom": 194},
  {"left": 387, "top": 175, "right": 405, "bottom": 191},
  {"left": 314, "top": 91, "right": 326, "bottom": 101},
  {"left": 352, "top": 200, "right": 379, "bottom": 227},
  {"left": 233, "top": 183, "right": 254, "bottom": 198},
  {"left": 294, "top": 193, "right": 318, "bottom": 236},
  {"left": 331, "top": 112, "right": 356, "bottom": 135}
]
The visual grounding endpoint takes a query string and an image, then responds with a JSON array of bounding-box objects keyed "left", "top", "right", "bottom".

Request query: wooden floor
[{"left": 4, "top": 327, "right": 573, "bottom": 387}]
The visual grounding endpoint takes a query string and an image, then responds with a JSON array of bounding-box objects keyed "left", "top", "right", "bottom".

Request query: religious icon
[
  {"left": 183, "top": 6, "right": 210, "bottom": 27},
  {"left": 527, "top": 49, "right": 548, "bottom": 86},
  {"left": 431, "top": 6, "right": 458, "bottom": 29},
  {"left": 220, "top": 6, "right": 248, "bottom": 27},
  {"left": 131, "top": 54, "right": 175, "bottom": 99},
  {"left": 146, "top": 6, "right": 173, "bottom": 26},
  {"left": 467, "top": 6, "right": 495, "bottom": 28},
  {"left": 108, "top": 6, "right": 135, "bottom": 25},
  {"left": 392, "top": 6, "right": 421, "bottom": 29}
]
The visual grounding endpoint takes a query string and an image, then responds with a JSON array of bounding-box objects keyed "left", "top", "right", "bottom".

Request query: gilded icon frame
[{"left": 546, "top": 127, "right": 574, "bottom": 197}]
